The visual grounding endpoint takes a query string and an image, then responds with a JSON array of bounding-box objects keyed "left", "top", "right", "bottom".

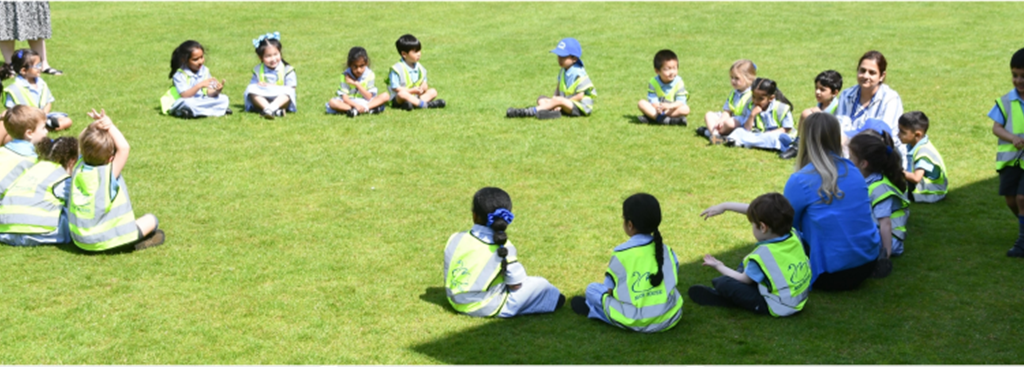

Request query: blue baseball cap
[{"left": 551, "top": 37, "right": 582, "bottom": 60}]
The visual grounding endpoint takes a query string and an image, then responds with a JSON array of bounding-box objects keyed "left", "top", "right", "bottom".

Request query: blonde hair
[
  {"left": 795, "top": 113, "right": 845, "bottom": 204},
  {"left": 78, "top": 122, "right": 115, "bottom": 166},
  {"left": 730, "top": 59, "right": 757, "bottom": 85},
  {"left": 2, "top": 105, "right": 45, "bottom": 139}
]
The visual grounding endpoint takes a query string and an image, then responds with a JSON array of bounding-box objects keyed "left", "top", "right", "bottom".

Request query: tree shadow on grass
[{"left": 411, "top": 175, "right": 1022, "bottom": 364}]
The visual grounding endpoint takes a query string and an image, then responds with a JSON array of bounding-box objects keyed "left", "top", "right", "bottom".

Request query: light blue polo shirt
[
  {"left": 4, "top": 139, "right": 37, "bottom": 157},
  {"left": 647, "top": 75, "right": 688, "bottom": 104},
  {"left": 989, "top": 89, "right": 1024, "bottom": 126},
  {"left": 388, "top": 59, "right": 424, "bottom": 91}
]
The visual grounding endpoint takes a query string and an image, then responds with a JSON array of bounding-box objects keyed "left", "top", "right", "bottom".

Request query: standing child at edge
[
  {"left": 327, "top": 46, "right": 390, "bottom": 117},
  {"left": 898, "top": 111, "right": 948, "bottom": 203},
  {"left": 849, "top": 130, "right": 910, "bottom": 264},
  {"left": 387, "top": 34, "right": 445, "bottom": 111},
  {"left": 69, "top": 110, "right": 165, "bottom": 252},
  {"left": 161, "top": 40, "right": 230, "bottom": 119},
  {"left": 507, "top": 37, "right": 597, "bottom": 120},
  {"left": 0, "top": 137, "right": 77, "bottom": 246},
  {"left": 724, "top": 78, "right": 795, "bottom": 153},
  {"left": 692, "top": 193, "right": 811, "bottom": 317},
  {"left": 571, "top": 193, "right": 684, "bottom": 333},
  {"left": 636, "top": 49, "right": 689, "bottom": 126},
  {"left": 698, "top": 59, "right": 757, "bottom": 144},
  {"left": 2, "top": 49, "right": 72, "bottom": 131},
  {"left": 0, "top": 105, "right": 49, "bottom": 196},
  {"left": 444, "top": 187, "right": 565, "bottom": 317},
  {"left": 992, "top": 47, "right": 1024, "bottom": 258},
  {"left": 244, "top": 32, "right": 297, "bottom": 120}
]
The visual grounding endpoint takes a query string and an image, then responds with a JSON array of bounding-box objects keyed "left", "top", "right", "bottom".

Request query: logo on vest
[
  {"left": 788, "top": 261, "right": 811, "bottom": 290},
  {"left": 630, "top": 271, "right": 663, "bottom": 301},
  {"left": 449, "top": 260, "right": 471, "bottom": 292}
]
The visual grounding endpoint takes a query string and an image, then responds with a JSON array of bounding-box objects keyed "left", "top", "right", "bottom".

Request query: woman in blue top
[
  {"left": 786, "top": 113, "right": 881, "bottom": 290},
  {"left": 835, "top": 51, "right": 905, "bottom": 165}
]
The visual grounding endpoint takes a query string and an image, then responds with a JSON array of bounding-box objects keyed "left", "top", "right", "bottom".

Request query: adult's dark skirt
[{"left": 0, "top": 1, "right": 52, "bottom": 41}]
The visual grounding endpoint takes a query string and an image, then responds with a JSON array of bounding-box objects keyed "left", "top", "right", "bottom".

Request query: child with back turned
[
  {"left": 636, "top": 49, "right": 689, "bottom": 126},
  {"left": 849, "top": 130, "right": 909, "bottom": 279},
  {"left": 69, "top": 110, "right": 165, "bottom": 252},
  {"left": 0, "top": 136, "right": 77, "bottom": 246},
  {"left": 0, "top": 105, "right": 49, "bottom": 196},
  {"left": 989, "top": 47, "right": 1024, "bottom": 257},
  {"left": 693, "top": 193, "right": 811, "bottom": 317}
]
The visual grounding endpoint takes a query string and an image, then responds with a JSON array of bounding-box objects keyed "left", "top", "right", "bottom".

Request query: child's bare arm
[
  {"left": 702, "top": 254, "right": 754, "bottom": 284},
  {"left": 993, "top": 122, "right": 1024, "bottom": 149},
  {"left": 42, "top": 102, "right": 52, "bottom": 114},
  {"left": 905, "top": 168, "right": 925, "bottom": 184},
  {"left": 878, "top": 217, "right": 893, "bottom": 258},
  {"left": 700, "top": 202, "right": 750, "bottom": 219},
  {"left": 179, "top": 78, "right": 214, "bottom": 98},
  {"left": 87, "top": 109, "right": 130, "bottom": 177},
  {"left": 569, "top": 92, "right": 585, "bottom": 102}
]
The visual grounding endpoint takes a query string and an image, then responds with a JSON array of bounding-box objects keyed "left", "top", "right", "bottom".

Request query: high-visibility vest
[
  {"left": 910, "top": 140, "right": 948, "bottom": 203},
  {"left": 995, "top": 91, "right": 1024, "bottom": 170},
  {"left": 823, "top": 100, "right": 838, "bottom": 114},
  {"left": 868, "top": 176, "right": 910, "bottom": 241},
  {"left": 444, "top": 231, "right": 513, "bottom": 317},
  {"left": 339, "top": 72, "right": 372, "bottom": 97},
  {"left": 752, "top": 101, "right": 792, "bottom": 133},
  {"left": 0, "top": 161, "right": 68, "bottom": 234},
  {"left": 4, "top": 79, "right": 52, "bottom": 108},
  {"left": 0, "top": 146, "right": 36, "bottom": 197},
  {"left": 388, "top": 61, "right": 426, "bottom": 89},
  {"left": 256, "top": 64, "right": 294, "bottom": 86},
  {"left": 601, "top": 242, "right": 683, "bottom": 333},
  {"left": 741, "top": 230, "right": 811, "bottom": 317},
  {"left": 556, "top": 68, "right": 596, "bottom": 113},
  {"left": 160, "top": 69, "right": 206, "bottom": 115},
  {"left": 68, "top": 162, "right": 138, "bottom": 251},
  {"left": 648, "top": 76, "right": 686, "bottom": 103},
  {"left": 726, "top": 89, "right": 752, "bottom": 115}
]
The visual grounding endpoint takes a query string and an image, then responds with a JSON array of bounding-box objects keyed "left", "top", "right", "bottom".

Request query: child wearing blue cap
[{"left": 507, "top": 38, "right": 597, "bottom": 119}]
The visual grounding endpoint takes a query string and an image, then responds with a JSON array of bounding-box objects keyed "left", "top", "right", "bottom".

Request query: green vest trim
[
  {"left": 557, "top": 68, "right": 596, "bottom": 113},
  {"left": 388, "top": 62, "right": 426, "bottom": 90},
  {"left": 995, "top": 92, "right": 1024, "bottom": 170},
  {"left": 68, "top": 162, "right": 138, "bottom": 251},
  {"left": 601, "top": 241, "right": 683, "bottom": 332},
  {"left": 752, "top": 102, "right": 791, "bottom": 133},
  {"left": 648, "top": 76, "right": 686, "bottom": 103},
  {"left": 258, "top": 64, "right": 293, "bottom": 86},
  {"left": 161, "top": 69, "right": 206, "bottom": 115},
  {"left": 868, "top": 176, "right": 910, "bottom": 241},
  {"left": 339, "top": 73, "right": 371, "bottom": 97},
  {"left": 0, "top": 161, "right": 67, "bottom": 234},
  {"left": 444, "top": 231, "right": 512, "bottom": 317},
  {"left": 742, "top": 230, "right": 811, "bottom": 317},
  {"left": 4, "top": 80, "right": 51, "bottom": 108},
  {"left": 911, "top": 140, "right": 948, "bottom": 203},
  {"left": 0, "top": 147, "right": 36, "bottom": 198},
  {"left": 726, "top": 89, "right": 752, "bottom": 115}
]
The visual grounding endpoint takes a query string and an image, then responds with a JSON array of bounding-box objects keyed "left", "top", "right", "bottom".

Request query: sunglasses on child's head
[{"left": 27, "top": 63, "right": 43, "bottom": 70}]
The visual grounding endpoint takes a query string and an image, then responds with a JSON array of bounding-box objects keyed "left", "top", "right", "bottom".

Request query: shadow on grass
[
  {"left": 420, "top": 286, "right": 451, "bottom": 310},
  {"left": 411, "top": 175, "right": 1022, "bottom": 364}
]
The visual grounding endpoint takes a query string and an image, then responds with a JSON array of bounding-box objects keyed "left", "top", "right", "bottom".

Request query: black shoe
[
  {"left": 871, "top": 257, "right": 893, "bottom": 278},
  {"left": 724, "top": 137, "right": 738, "bottom": 147},
  {"left": 636, "top": 115, "right": 650, "bottom": 124},
  {"left": 1008, "top": 245, "right": 1024, "bottom": 258},
  {"left": 347, "top": 108, "right": 359, "bottom": 118},
  {"left": 373, "top": 105, "right": 386, "bottom": 114},
  {"left": 427, "top": 99, "right": 446, "bottom": 108},
  {"left": 273, "top": 109, "right": 285, "bottom": 118},
  {"left": 536, "top": 109, "right": 562, "bottom": 120},
  {"left": 695, "top": 126, "right": 709, "bottom": 137},
  {"left": 506, "top": 107, "right": 535, "bottom": 118},
  {"left": 779, "top": 146, "right": 798, "bottom": 159},
  {"left": 134, "top": 229, "right": 166, "bottom": 251},
  {"left": 555, "top": 294, "right": 566, "bottom": 311},
  {"left": 178, "top": 109, "right": 195, "bottom": 119},
  {"left": 671, "top": 116, "right": 688, "bottom": 126},
  {"left": 570, "top": 296, "right": 589, "bottom": 316},
  {"left": 688, "top": 285, "right": 731, "bottom": 307},
  {"left": 395, "top": 101, "right": 415, "bottom": 111},
  {"left": 224, "top": 108, "right": 233, "bottom": 116}
]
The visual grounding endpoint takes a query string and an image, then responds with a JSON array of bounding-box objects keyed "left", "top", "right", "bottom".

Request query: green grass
[{"left": 0, "top": 2, "right": 1022, "bottom": 364}]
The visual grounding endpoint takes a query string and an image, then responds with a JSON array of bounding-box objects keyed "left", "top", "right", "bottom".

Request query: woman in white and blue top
[
  {"left": 163, "top": 40, "right": 230, "bottom": 118},
  {"left": 726, "top": 78, "right": 795, "bottom": 152},
  {"left": 835, "top": 51, "right": 905, "bottom": 165},
  {"left": 244, "top": 33, "right": 297, "bottom": 119}
]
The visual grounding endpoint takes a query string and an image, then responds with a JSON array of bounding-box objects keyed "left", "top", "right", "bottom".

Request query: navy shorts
[{"left": 999, "top": 164, "right": 1024, "bottom": 196}]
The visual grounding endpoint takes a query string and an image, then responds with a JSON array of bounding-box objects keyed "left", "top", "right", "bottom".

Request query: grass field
[{"left": 1, "top": 2, "right": 1022, "bottom": 364}]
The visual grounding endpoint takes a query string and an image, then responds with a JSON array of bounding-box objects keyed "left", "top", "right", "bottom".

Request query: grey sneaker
[{"left": 134, "top": 229, "right": 166, "bottom": 251}]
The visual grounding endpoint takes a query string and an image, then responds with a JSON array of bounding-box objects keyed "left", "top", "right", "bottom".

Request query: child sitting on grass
[
  {"left": 0, "top": 105, "right": 49, "bottom": 195},
  {"left": 723, "top": 78, "right": 795, "bottom": 153},
  {"left": 692, "top": 193, "right": 811, "bottom": 317},
  {"left": 636, "top": 49, "right": 689, "bottom": 126},
  {"left": 898, "top": 111, "right": 947, "bottom": 203},
  {"left": 0, "top": 136, "right": 77, "bottom": 246},
  {"left": 387, "top": 34, "right": 445, "bottom": 111},
  {"left": 68, "top": 109, "right": 165, "bottom": 252},
  {"left": 698, "top": 59, "right": 756, "bottom": 143},
  {"left": 326, "top": 46, "right": 390, "bottom": 117},
  {"left": 849, "top": 130, "right": 909, "bottom": 279},
  {"left": 507, "top": 38, "right": 597, "bottom": 120}
]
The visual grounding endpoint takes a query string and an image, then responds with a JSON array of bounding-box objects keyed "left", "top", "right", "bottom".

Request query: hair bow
[
  {"left": 752, "top": 62, "right": 758, "bottom": 70},
  {"left": 252, "top": 31, "right": 281, "bottom": 48},
  {"left": 16, "top": 49, "right": 23, "bottom": 59},
  {"left": 486, "top": 208, "right": 514, "bottom": 227}
]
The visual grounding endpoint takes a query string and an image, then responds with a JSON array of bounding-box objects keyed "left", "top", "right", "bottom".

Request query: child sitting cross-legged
[{"left": 690, "top": 193, "right": 811, "bottom": 317}]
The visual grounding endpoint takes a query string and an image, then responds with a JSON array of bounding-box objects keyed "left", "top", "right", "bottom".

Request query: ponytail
[
  {"left": 472, "top": 187, "right": 514, "bottom": 259},
  {"left": 752, "top": 77, "right": 794, "bottom": 112},
  {"left": 622, "top": 193, "right": 665, "bottom": 288},
  {"left": 849, "top": 130, "right": 908, "bottom": 192},
  {"left": 650, "top": 229, "right": 665, "bottom": 287}
]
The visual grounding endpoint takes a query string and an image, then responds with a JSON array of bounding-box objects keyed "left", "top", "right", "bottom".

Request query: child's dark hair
[
  {"left": 815, "top": 70, "right": 843, "bottom": 93},
  {"left": 395, "top": 34, "right": 421, "bottom": 55},
  {"left": 751, "top": 78, "right": 793, "bottom": 111},
  {"left": 858, "top": 50, "right": 888, "bottom": 82},
  {"left": 623, "top": 193, "right": 666, "bottom": 288},
  {"left": 1011, "top": 48, "right": 1024, "bottom": 69},
  {"left": 35, "top": 136, "right": 78, "bottom": 169},
  {"left": 746, "top": 193, "right": 794, "bottom": 236},
  {"left": 169, "top": 40, "right": 204, "bottom": 79},
  {"left": 898, "top": 111, "right": 929, "bottom": 134},
  {"left": 653, "top": 49, "right": 677, "bottom": 70},
  {"left": 849, "top": 130, "right": 908, "bottom": 193},
  {"left": 255, "top": 38, "right": 289, "bottom": 66},
  {"left": 472, "top": 187, "right": 512, "bottom": 257},
  {"left": 10, "top": 48, "right": 40, "bottom": 76},
  {"left": 347, "top": 46, "right": 370, "bottom": 68}
]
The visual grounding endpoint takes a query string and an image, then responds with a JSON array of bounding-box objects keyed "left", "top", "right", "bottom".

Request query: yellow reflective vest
[
  {"left": 0, "top": 161, "right": 68, "bottom": 234},
  {"left": 602, "top": 241, "right": 683, "bottom": 333},
  {"left": 0, "top": 146, "right": 36, "bottom": 197},
  {"left": 742, "top": 230, "right": 811, "bottom": 317},
  {"left": 444, "top": 231, "right": 514, "bottom": 317},
  {"left": 868, "top": 176, "right": 910, "bottom": 241},
  {"left": 68, "top": 163, "right": 138, "bottom": 251},
  {"left": 995, "top": 91, "right": 1024, "bottom": 170}
]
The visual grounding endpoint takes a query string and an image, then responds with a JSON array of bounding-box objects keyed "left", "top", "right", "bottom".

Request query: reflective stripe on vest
[
  {"left": 558, "top": 69, "right": 596, "bottom": 112},
  {"left": 68, "top": 163, "right": 137, "bottom": 251},
  {"left": 601, "top": 242, "right": 683, "bottom": 333},
  {"left": 4, "top": 81, "right": 51, "bottom": 108},
  {"left": 258, "top": 64, "right": 293, "bottom": 86},
  {"left": 912, "top": 141, "right": 948, "bottom": 203},
  {"left": 825, "top": 101, "right": 838, "bottom": 114},
  {"left": 444, "top": 231, "right": 510, "bottom": 317},
  {"left": 0, "top": 147, "right": 36, "bottom": 197},
  {"left": 727, "top": 89, "right": 752, "bottom": 115},
  {"left": 741, "top": 231, "right": 811, "bottom": 317},
  {"left": 0, "top": 161, "right": 67, "bottom": 234},
  {"left": 995, "top": 92, "right": 1024, "bottom": 170},
  {"left": 390, "top": 62, "right": 426, "bottom": 89},
  {"left": 339, "top": 74, "right": 371, "bottom": 97},
  {"left": 868, "top": 177, "right": 910, "bottom": 241},
  {"left": 648, "top": 77, "right": 684, "bottom": 103},
  {"left": 753, "top": 102, "right": 791, "bottom": 133}
]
